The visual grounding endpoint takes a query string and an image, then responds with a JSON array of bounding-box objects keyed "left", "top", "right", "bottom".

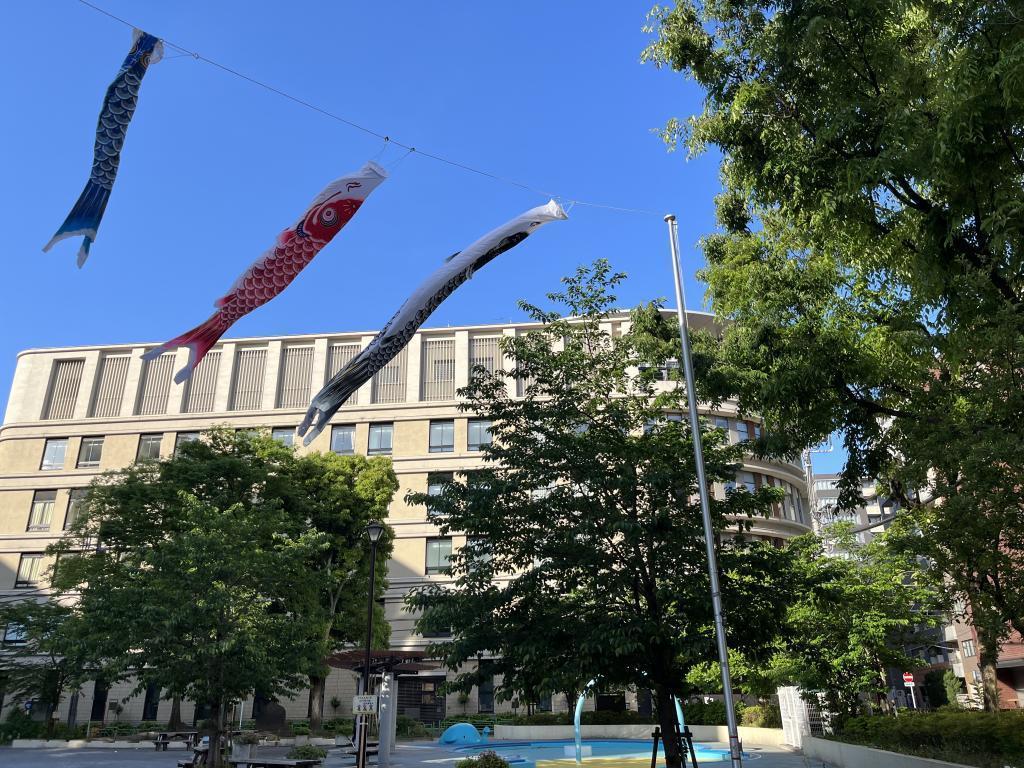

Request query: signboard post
[
  {"left": 902, "top": 672, "right": 917, "bottom": 709},
  {"left": 353, "top": 694, "right": 378, "bottom": 716}
]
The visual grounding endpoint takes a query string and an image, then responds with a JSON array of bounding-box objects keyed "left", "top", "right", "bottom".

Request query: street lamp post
[
  {"left": 664, "top": 214, "right": 743, "bottom": 768},
  {"left": 358, "top": 520, "right": 386, "bottom": 768}
]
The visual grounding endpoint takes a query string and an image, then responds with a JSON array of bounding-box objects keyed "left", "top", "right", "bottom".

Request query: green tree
[
  {"left": 290, "top": 450, "right": 396, "bottom": 732},
  {"left": 685, "top": 648, "right": 781, "bottom": 701},
  {"left": 407, "top": 262, "right": 796, "bottom": 768},
  {"left": 643, "top": 0, "right": 1024, "bottom": 710},
  {"left": 943, "top": 669, "right": 963, "bottom": 708},
  {"left": 0, "top": 600, "right": 85, "bottom": 735},
  {"left": 773, "top": 526, "right": 941, "bottom": 725},
  {"left": 50, "top": 430, "right": 325, "bottom": 766}
]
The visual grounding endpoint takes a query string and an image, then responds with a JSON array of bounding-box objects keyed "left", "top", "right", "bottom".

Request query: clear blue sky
[{"left": 0, "top": 0, "right": 845, "bottom": 472}]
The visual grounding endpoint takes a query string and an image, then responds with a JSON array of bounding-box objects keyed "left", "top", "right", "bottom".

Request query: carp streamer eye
[{"left": 320, "top": 207, "right": 339, "bottom": 226}]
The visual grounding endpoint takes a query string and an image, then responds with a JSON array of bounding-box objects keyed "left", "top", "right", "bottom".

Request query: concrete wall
[
  {"left": 803, "top": 736, "right": 971, "bottom": 768},
  {"left": 493, "top": 724, "right": 787, "bottom": 747}
]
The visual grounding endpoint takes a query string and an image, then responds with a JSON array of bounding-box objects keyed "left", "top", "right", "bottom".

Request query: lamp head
[{"left": 366, "top": 520, "right": 385, "bottom": 543}]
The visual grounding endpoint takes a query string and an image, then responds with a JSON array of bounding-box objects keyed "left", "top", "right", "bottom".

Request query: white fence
[{"left": 777, "top": 686, "right": 827, "bottom": 749}]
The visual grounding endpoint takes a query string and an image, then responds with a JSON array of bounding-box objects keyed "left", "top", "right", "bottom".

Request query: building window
[
  {"left": 371, "top": 348, "right": 407, "bottom": 404},
  {"left": 466, "top": 536, "right": 492, "bottom": 565},
  {"left": 65, "top": 489, "right": 87, "bottom": 530},
  {"left": 467, "top": 419, "right": 492, "bottom": 451},
  {"left": 326, "top": 343, "right": 361, "bottom": 405},
  {"left": 714, "top": 416, "right": 731, "bottom": 441},
  {"left": 277, "top": 346, "right": 314, "bottom": 409},
  {"left": 27, "top": 491, "right": 56, "bottom": 532},
  {"left": 40, "top": 439, "right": 68, "bottom": 471},
  {"left": 89, "top": 355, "right": 130, "bottom": 418},
  {"left": 425, "top": 538, "right": 452, "bottom": 575},
  {"left": 962, "top": 639, "right": 976, "bottom": 657},
  {"left": 330, "top": 425, "right": 356, "bottom": 454},
  {"left": 230, "top": 348, "right": 268, "bottom": 411},
  {"left": 469, "top": 336, "right": 501, "bottom": 377},
  {"left": 429, "top": 421, "right": 455, "bottom": 453},
  {"left": 478, "top": 673, "right": 495, "bottom": 714},
  {"left": 15, "top": 554, "right": 44, "bottom": 589},
  {"left": 42, "top": 359, "right": 85, "bottom": 420},
  {"left": 271, "top": 428, "right": 295, "bottom": 447},
  {"left": 427, "top": 472, "right": 454, "bottom": 498},
  {"left": 136, "top": 353, "right": 175, "bottom": 416},
  {"left": 182, "top": 351, "right": 221, "bottom": 413},
  {"left": 141, "top": 682, "right": 161, "bottom": 721},
  {"left": 737, "top": 471, "right": 756, "bottom": 493},
  {"left": 736, "top": 420, "right": 749, "bottom": 442},
  {"left": 136, "top": 434, "right": 163, "bottom": 462},
  {"left": 971, "top": 669, "right": 982, "bottom": 683},
  {"left": 422, "top": 338, "right": 456, "bottom": 401},
  {"left": 3, "top": 623, "right": 26, "bottom": 644},
  {"left": 753, "top": 424, "right": 762, "bottom": 439},
  {"left": 537, "top": 696, "right": 552, "bottom": 712},
  {"left": 368, "top": 424, "right": 393, "bottom": 455},
  {"left": 174, "top": 432, "right": 200, "bottom": 453},
  {"left": 77, "top": 437, "right": 104, "bottom": 469}
]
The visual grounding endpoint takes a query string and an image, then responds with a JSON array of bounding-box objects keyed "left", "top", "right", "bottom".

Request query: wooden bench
[{"left": 156, "top": 730, "right": 199, "bottom": 750}]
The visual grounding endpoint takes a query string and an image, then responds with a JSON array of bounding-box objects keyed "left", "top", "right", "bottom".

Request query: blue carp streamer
[
  {"left": 297, "top": 200, "right": 568, "bottom": 445},
  {"left": 44, "top": 29, "right": 163, "bottom": 267}
]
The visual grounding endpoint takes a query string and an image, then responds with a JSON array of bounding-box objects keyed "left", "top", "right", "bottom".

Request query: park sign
[
  {"left": 902, "top": 672, "right": 915, "bottom": 687},
  {"left": 353, "top": 694, "right": 378, "bottom": 715}
]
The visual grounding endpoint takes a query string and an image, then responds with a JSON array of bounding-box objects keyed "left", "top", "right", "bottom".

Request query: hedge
[
  {"left": 502, "top": 701, "right": 746, "bottom": 727},
  {"left": 833, "top": 710, "right": 1024, "bottom": 768}
]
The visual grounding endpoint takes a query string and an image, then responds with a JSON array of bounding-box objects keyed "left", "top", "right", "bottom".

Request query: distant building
[
  {"left": 0, "top": 311, "right": 812, "bottom": 725},
  {"left": 810, "top": 473, "right": 893, "bottom": 543}
]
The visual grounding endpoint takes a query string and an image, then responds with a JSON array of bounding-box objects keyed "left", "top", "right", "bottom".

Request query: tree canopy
[
  {"left": 407, "top": 261, "right": 795, "bottom": 768},
  {"left": 643, "top": 0, "right": 1024, "bottom": 706},
  {"left": 48, "top": 429, "right": 395, "bottom": 765}
]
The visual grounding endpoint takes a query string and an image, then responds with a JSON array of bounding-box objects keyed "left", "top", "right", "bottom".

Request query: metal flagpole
[{"left": 664, "top": 214, "right": 743, "bottom": 767}]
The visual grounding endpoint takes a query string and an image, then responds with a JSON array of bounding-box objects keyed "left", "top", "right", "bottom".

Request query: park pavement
[{"left": 0, "top": 740, "right": 815, "bottom": 768}]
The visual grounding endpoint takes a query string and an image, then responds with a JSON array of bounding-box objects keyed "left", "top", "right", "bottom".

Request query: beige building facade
[{"left": 0, "top": 312, "right": 812, "bottom": 725}]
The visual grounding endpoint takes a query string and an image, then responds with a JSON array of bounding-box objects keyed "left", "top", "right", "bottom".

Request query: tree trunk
[
  {"left": 207, "top": 697, "right": 228, "bottom": 768},
  {"left": 653, "top": 684, "right": 683, "bottom": 768},
  {"left": 168, "top": 695, "right": 184, "bottom": 730},
  {"left": 979, "top": 645, "right": 1001, "bottom": 712},
  {"left": 308, "top": 674, "right": 325, "bottom": 733},
  {"left": 67, "top": 688, "right": 79, "bottom": 728}
]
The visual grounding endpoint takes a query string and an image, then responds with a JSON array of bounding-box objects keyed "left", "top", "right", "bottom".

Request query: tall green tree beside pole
[
  {"left": 290, "top": 451, "right": 396, "bottom": 732},
  {"left": 407, "top": 262, "right": 796, "bottom": 768},
  {"left": 643, "top": 0, "right": 1024, "bottom": 710},
  {"left": 50, "top": 430, "right": 324, "bottom": 767}
]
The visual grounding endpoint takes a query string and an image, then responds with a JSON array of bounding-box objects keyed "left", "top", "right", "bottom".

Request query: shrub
[
  {"left": 287, "top": 744, "right": 328, "bottom": 760},
  {"left": 235, "top": 731, "right": 260, "bottom": 745},
  {"left": 456, "top": 750, "right": 511, "bottom": 768},
  {"left": 396, "top": 714, "right": 430, "bottom": 738},
  {"left": 321, "top": 717, "right": 353, "bottom": 733},
  {"left": 680, "top": 700, "right": 743, "bottom": 726},
  {"left": 0, "top": 708, "right": 45, "bottom": 744},
  {"left": 739, "top": 703, "right": 782, "bottom": 728},
  {"left": 834, "top": 710, "right": 1024, "bottom": 768},
  {"left": 584, "top": 710, "right": 653, "bottom": 725},
  {"left": 290, "top": 721, "right": 311, "bottom": 736},
  {"left": 510, "top": 712, "right": 570, "bottom": 725}
]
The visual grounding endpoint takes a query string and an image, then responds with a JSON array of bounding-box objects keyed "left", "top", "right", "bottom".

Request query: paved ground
[{"left": 0, "top": 740, "right": 813, "bottom": 768}]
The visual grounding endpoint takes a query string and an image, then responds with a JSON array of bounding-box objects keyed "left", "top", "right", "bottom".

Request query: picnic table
[
  {"left": 156, "top": 730, "right": 200, "bottom": 750},
  {"left": 228, "top": 759, "right": 321, "bottom": 767}
]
